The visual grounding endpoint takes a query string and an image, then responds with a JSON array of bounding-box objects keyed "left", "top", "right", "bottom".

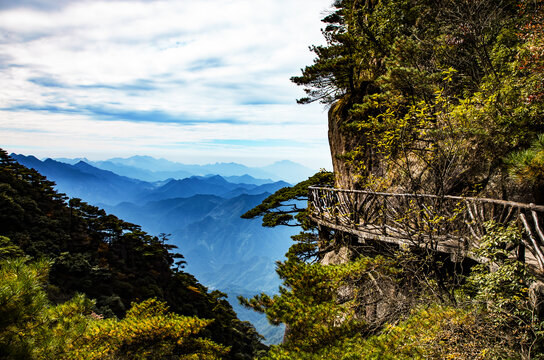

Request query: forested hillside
[
  {"left": 240, "top": 0, "right": 544, "bottom": 359},
  {"left": 0, "top": 149, "right": 266, "bottom": 359}
]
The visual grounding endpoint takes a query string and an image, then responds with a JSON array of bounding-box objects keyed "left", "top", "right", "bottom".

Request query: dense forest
[
  {"left": 240, "top": 0, "right": 544, "bottom": 359},
  {"left": 0, "top": 149, "right": 266, "bottom": 359}
]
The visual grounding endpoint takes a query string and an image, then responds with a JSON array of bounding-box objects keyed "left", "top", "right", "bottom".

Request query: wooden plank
[{"left": 311, "top": 216, "right": 471, "bottom": 260}]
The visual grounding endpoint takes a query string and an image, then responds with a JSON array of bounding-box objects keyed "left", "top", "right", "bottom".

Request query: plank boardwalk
[{"left": 308, "top": 186, "right": 544, "bottom": 272}]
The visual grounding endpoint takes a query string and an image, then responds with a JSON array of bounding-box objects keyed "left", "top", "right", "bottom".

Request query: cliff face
[
  {"left": 328, "top": 102, "right": 365, "bottom": 190},
  {"left": 328, "top": 98, "right": 390, "bottom": 191}
]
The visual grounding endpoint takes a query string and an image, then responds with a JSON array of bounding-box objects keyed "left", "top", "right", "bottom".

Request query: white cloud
[{"left": 0, "top": 0, "right": 333, "bottom": 169}]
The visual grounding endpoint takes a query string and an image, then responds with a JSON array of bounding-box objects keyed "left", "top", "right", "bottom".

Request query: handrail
[{"left": 308, "top": 186, "right": 544, "bottom": 212}]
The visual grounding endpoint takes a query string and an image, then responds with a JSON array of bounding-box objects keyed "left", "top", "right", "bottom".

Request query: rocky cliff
[{"left": 328, "top": 100, "right": 378, "bottom": 190}]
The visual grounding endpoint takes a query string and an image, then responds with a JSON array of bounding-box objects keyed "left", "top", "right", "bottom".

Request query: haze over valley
[{"left": 12, "top": 152, "right": 312, "bottom": 343}]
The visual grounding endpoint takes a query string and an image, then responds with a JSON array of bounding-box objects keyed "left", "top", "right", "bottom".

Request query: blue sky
[{"left": 0, "top": 0, "right": 333, "bottom": 169}]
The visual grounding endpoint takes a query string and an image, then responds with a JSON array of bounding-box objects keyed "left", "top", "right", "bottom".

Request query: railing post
[
  {"left": 334, "top": 190, "right": 339, "bottom": 225},
  {"left": 518, "top": 242, "right": 526, "bottom": 263},
  {"left": 353, "top": 193, "right": 359, "bottom": 226},
  {"left": 382, "top": 196, "right": 387, "bottom": 235},
  {"left": 308, "top": 188, "right": 314, "bottom": 215}
]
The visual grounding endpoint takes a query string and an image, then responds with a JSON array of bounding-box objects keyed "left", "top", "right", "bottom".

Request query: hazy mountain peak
[
  {"left": 53, "top": 157, "right": 90, "bottom": 165},
  {"left": 74, "top": 160, "right": 91, "bottom": 167},
  {"left": 207, "top": 174, "right": 228, "bottom": 182},
  {"left": 12, "top": 153, "right": 39, "bottom": 161},
  {"left": 269, "top": 159, "right": 298, "bottom": 165}
]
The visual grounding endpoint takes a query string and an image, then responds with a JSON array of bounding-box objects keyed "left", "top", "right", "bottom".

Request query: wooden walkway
[{"left": 308, "top": 187, "right": 544, "bottom": 271}]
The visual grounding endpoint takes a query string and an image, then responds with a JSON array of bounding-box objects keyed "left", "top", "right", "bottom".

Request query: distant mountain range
[
  {"left": 53, "top": 155, "right": 316, "bottom": 184},
  {"left": 11, "top": 154, "right": 290, "bottom": 206},
  {"left": 11, "top": 152, "right": 299, "bottom": 344}
]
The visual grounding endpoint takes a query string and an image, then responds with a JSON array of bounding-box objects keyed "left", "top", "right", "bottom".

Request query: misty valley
[{"left": 11, "top": 153, "right": 313, "bottom": 344}]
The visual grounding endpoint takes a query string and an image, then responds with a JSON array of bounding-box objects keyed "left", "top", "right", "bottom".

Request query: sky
[{"left": 0, "top": 0, "right": 333, "bottom": 169}]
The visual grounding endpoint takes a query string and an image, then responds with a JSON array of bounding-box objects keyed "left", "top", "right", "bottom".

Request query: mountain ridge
[
  {"left": 11, "top": 154, "right": 291, "bottom": 206},
  {"left": 53, "top": 155, "right": 316, "bottom": 183}
]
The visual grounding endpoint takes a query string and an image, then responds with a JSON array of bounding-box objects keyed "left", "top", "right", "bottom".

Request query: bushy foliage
[
  {"left": 0, "top": 236, "right": 25, "bottom": 260},
  {"left": 71, "top": 298, "right": 228, "bottom": 360},
  {"left": 264, "top": 305, "right": 515, "bottom": 360},
  {"left": 241, "top": 255, "right": 399, "bottom": 353},
  {"left": 242, "top": 170, "right": 334, "bottom": 263},
  {"left": 0, "top": 258, "right": 227, "bottom": 359},
  {"left": 507, "top": 134, "right": 544, "bottom": 188},
  {"left": 464, "top": 223, "right": 544, "bottom": 358}
]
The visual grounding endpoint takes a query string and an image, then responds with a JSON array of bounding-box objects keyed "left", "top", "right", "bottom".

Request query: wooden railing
[{"left": 308, "top": 186, "right": 544, "bottom": 271}]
